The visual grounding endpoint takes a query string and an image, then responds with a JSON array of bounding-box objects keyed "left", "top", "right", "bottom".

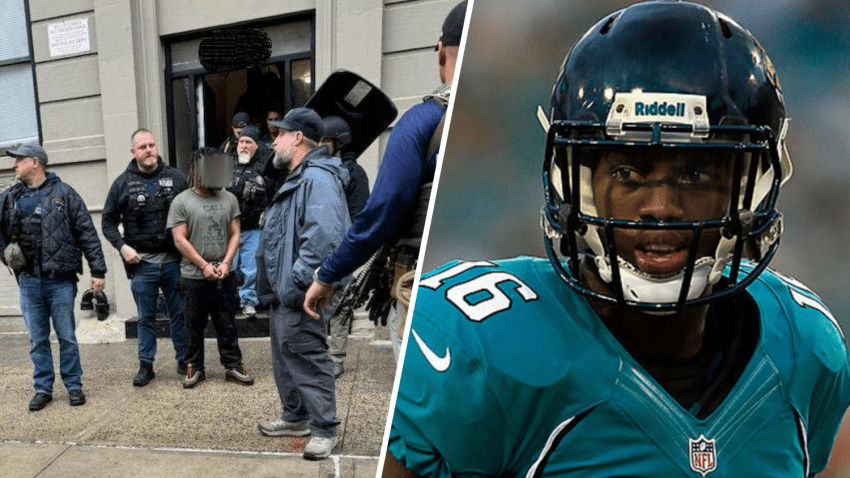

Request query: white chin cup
[{"left": 596, "top": 256, "right": 717, "bottom": 304}]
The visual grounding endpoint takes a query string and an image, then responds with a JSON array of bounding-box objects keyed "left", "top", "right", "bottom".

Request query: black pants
[{"left": 180, "top": 275, "right": 242, "bottom": 371}]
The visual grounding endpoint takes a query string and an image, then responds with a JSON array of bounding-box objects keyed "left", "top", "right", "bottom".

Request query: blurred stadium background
[{"left": 422, "top": 0, "right": 850, "bottom": 475}]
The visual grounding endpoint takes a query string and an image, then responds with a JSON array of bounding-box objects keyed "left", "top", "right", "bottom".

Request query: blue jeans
[
  {"left": 130, "top": 261, "right": 187, "bottom": 365},
  {"left": 19, "top": 274, "right": 82, "bottom": 395},
  {"left": 234, "top": 228, "right": 260, "bottom": 308}
]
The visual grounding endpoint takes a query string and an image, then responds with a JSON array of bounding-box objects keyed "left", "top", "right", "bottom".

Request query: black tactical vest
[
  {"left": 18, "top": 201, "right": 43, "bottom": 267},
  {"left": 122, "top": 172, "right": 181, "bottom": 253},
  {"left": 229, "top": 155, "right": 273, "bottom": 230}
]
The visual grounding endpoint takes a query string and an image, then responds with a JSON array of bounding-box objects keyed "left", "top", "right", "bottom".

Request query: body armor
[{"left": 122, "top": 172, "right": 181, "bottom": 253}]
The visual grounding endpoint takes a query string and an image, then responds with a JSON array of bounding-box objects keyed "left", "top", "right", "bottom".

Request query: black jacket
[
  {"left": 341, "top": 152, "right": 370, "bottom": 220},
  {"left": 102, "top": 158, "right": 187, "bottom": 254},
  {"left": 0, "top": 173, "right": 106, "bottom": 279},
  {"left": 226, "top": 144, "right": 282, "bottom": 230}
]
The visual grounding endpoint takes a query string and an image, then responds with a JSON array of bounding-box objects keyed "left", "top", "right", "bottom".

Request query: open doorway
[{"left": 165, "top": 15, "right": 314, "bottom": 172}]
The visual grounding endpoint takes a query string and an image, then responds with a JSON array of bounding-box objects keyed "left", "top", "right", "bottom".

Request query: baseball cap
[
  {"left": 5, "top": 143, "right": 48, "bottom": 164},
  {"left": 232, "top": 112, "right": 250, "bottom": 128},
  {"left": 436, "top": 0, "right": 468, "bottom": 49},
  {"left": 238, "top": 125, "right": 261, "bottom": 144},
  {"left": 268, "top": 108, "right": 324, "bottom": 143}
]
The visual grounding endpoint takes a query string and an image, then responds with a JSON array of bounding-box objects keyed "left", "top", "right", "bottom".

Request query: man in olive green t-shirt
[{"left": 167, "top": 148, "right": 254, "bottom": 389}]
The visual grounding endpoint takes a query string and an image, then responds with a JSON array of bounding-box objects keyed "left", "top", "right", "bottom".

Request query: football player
[{"left": 383, "top": 1, "right": 850, "bottom": 477}]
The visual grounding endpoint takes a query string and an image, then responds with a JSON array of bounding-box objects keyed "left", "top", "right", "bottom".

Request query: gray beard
[{"left": 273, "top": 150, "right": 292, "bottom": 170}]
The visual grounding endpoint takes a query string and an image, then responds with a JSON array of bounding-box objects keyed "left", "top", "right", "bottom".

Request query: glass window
[
  {"left": 170, "top": 77, "right": 193, "bottom": 172},
  {"left": 170, "top": 39, "right": 203, "bottom": 74},
  {"left": 0, "top": 0, "right": 39, "bottom": 150},
  {"left": 291, "top": 58, "right": 312, "bottom": 108},
  {"left": 0, "top": 0, "right": 29, "bottom": 61},
  {"left": 0, "top": 64, "right": 39, "bottom": 149},
  {"left": 266, "top": 20, "right": 311, "bottom": 57}
]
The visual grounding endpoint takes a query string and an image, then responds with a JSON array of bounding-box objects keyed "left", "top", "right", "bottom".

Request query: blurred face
[
  {"left": 591, "top": 150, "right": 735, "bottom": 277},
  {"left": 131, "top": 131, "right": 159, "bottom": 173},
  {"left": 13, "top": 156, "right": 40, "bottom": 184}
]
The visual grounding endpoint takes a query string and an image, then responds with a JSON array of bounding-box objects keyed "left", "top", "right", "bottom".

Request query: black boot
[{"left": 133, "top": 362, "right": 155, "bottom": 387}]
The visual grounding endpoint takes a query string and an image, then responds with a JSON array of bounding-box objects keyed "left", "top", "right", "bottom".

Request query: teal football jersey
[{"left": 388, "top": 257, "right": 850, "bottom": 477}]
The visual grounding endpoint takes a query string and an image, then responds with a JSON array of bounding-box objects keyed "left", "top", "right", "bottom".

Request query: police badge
[{"left": 689, "top": 434, "right": 717, "bottom": 476}]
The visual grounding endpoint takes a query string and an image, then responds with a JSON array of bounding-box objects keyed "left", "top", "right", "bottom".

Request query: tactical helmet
[
  {"left": 321, "top": 116, "right": 352, "bottom": 145},
  {"left": 81, "top": 289, "right": 110, "bottom": 321}
]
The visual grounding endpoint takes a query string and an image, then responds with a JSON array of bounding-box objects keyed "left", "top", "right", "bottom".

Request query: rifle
[{"left": 330, "top": 244, "right": 394, "bottom": 326}]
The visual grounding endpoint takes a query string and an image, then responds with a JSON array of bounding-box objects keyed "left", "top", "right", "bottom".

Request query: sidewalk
[{"left": 0, "top": 314, "right": 395, "bottom": 478}]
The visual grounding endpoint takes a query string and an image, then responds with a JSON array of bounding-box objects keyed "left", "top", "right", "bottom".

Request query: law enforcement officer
[
  {"left": 102, "top": 129, "right": 189, "bottom": 386},
  {"left": 304, "top": 1, "right": 468, "bottom": 360},
  {"left": 1, "top": 143, "right": 107, "bottom": 410},
  {"left": 256, "top": 108, "right": 350, "bottom": 460},
  {"left": 226, "top": 125, "right": 279, "bottom": 317}
]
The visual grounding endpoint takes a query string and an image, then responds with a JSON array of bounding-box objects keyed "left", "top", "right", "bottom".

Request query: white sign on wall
[{"left": 48, "top": 18, "right": 91, "bottom": 58}]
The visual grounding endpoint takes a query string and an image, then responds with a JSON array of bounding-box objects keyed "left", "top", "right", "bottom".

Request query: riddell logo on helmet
[{"left": 634, "top": 101, "right": 686, "bottom": 117}]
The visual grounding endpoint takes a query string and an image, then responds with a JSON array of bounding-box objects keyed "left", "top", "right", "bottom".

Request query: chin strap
[
  {"left": 589, "top": 235, "right": 731, "bottom": 306},
  {"left": 615, "top": 256, "right": 715, "bottom": 304}
]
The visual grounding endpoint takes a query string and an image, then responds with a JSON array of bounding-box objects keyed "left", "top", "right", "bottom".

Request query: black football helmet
[{"left": 541, "top": 0, "right": 791, "bottom": 312}]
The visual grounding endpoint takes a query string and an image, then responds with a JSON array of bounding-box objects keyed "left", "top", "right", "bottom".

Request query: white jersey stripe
[{"left": 525, "top": 415, "right": 577, "bottom": 478}]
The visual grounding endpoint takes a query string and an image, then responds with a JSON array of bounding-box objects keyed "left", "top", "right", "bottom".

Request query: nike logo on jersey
[{"left": 412, "top": 329, "right": 451, "bottom": 372}]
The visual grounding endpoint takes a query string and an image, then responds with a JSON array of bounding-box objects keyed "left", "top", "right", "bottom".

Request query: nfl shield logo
[{"left": 689, "top": 434, "right": 717, "bottom": 476}]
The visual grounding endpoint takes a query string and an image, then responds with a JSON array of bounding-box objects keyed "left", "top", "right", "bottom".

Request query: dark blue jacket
[
  {"left": 0, "top": 173, "right": 106, "bottom": 279},
  {"left": 317, "top": 99, "right": 443, "bottom": 284}
]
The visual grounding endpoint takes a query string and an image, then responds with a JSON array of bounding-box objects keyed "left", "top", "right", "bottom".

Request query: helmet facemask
[{"left": 541, "top": 105, "right": 786, "bottom": 313}]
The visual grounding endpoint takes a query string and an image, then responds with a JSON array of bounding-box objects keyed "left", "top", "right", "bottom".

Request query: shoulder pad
[
  {"left": 415, "top": 257, "right": 609, "bottom": 381},
  {"left": 746, "top": 268, "right": 849, "bottom": 406}
]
